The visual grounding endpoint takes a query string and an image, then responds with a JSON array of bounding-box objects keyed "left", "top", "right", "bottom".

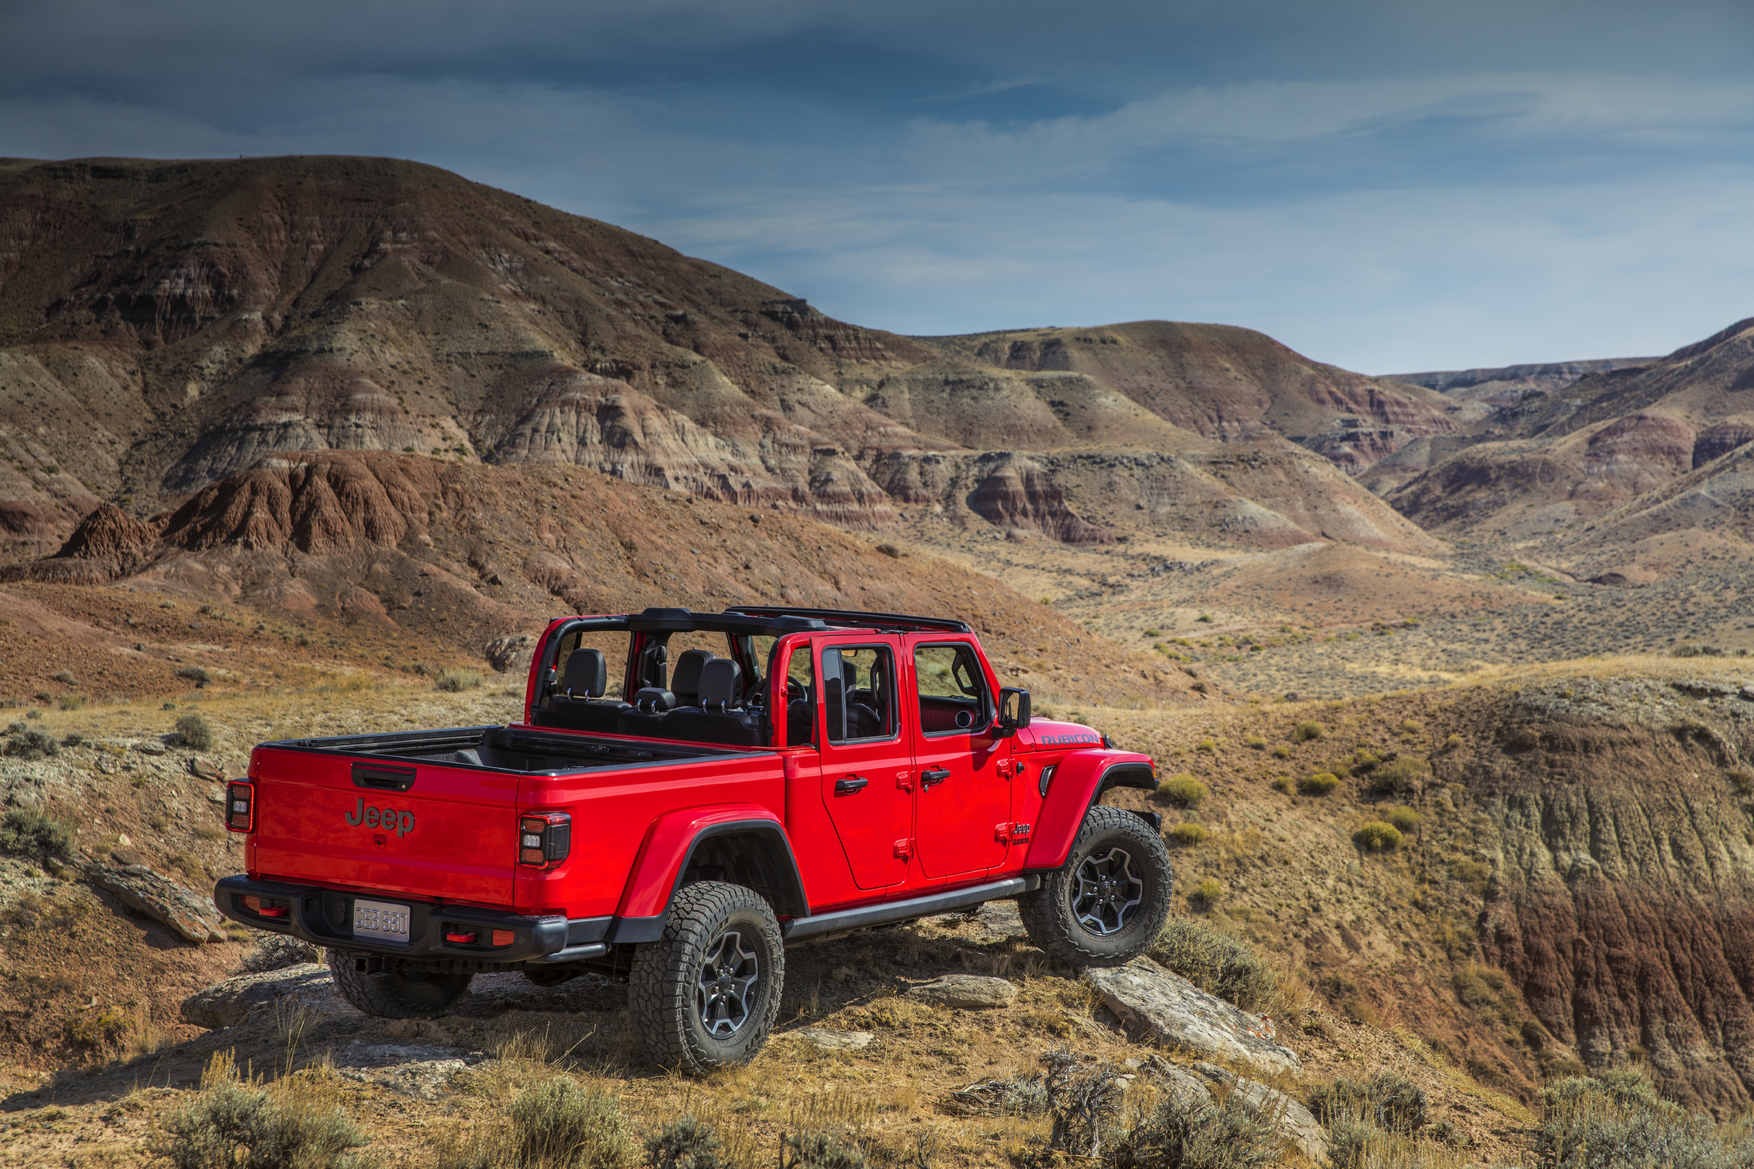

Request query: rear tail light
[
  {"left": 519, "top": 812, "right": 571, "bottom": 868},
  {"left": 240, "top": 894, "right": 287, "bottom": 919},
  {"left": 226, "top": 781, "right": 254, "bottom": 832},
  {"left": 445, "top": 929, "right": 479, "bottom": 945}
]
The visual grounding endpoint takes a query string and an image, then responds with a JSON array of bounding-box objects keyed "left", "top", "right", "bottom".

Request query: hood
[{"left": 1014, "top": 719, "right": 1105, "bottom": 752}]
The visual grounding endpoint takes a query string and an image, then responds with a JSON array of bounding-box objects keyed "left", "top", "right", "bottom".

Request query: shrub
[
  {"left": 65, "top": 1005, "right": 130, "bottom": 1055},
  {"left": 874, "top": 543, "right": 903, "bottom": 559},
  {"left": 1535, "top": 1069, "right": 1754, "bottom": 1169},
  {"left": 1195, "top": 738, "right": 1217, "bottom": 754},
  {"left": 51, "top": 670, "right": 76, "bottom": 686},
  {"left": 1157, "top": 774, "right": 1207, "bottom": 808},
  {"left": 1270, "top": 745, "right": 1291, "bottom": 760},
  {"left": 1297, "top": 771, "right": 1339, "bottom": 796},
  {"left": 1441, "top": 732, "right": 1464, "bottom": 752},
  {"left": 3, "top": 726, "right": 59, "bottom": 759},
  {"left": 1350, "top": 749, "right": 1381, "bottom": 774},
  {"left": 155, "top": 1060, "right": 363, "bottom": 1169},
  {"left": 1384, "top": 806, "right": 1422, "bottom": 834},
  {"left": 175, "top": 665, "right": 211, "bottom": 688},
  {"left": 435, "top": 668, "right": 483, "bottom": 693},
  {"left": 1150, "top": 918, "right": 1276, "bottom": 1012},
  {"left": 239, "top": 935, "right": 321, "bottom": 974},
  {"left": 510, "top": 1077, "right": 633, "bottom": 1169},
  {"left": 60, "top": 732, "right": 84, "bottom": 748},
  {"left": 1292, "top": 721, "right": 1324, "bottom": 742},
  {"left": 1106, "top": 1091, "right": 1284, "bottom": 1169},
  {"left": 1308, "top": 1073, "right": 1427, "bottom": 1134},
  {"left": 174, "top": 712, "right": 215, "bottom": 751},
  {"left": 1362, "top": 755, "right": 1428, "bottom": 799},
  {"left": 1243, "top": 734, "right": 1266, "bottom": 750},
  {"left": 1166, "top": 822, "right": 1209, "bottom": 847},
  {"left": 1353, "top": 821, "right": 1403, "bottom": 852},
  {"left": 781, "top": 1131, "right": 870, "bottom": 1169},
  {"left": 645, "top": 1117, "right": 730, "bottom": 1169},
  {"left": 0, "top": 808, "right": 74, "bottom": 866},
  {"left": 1187, "top": 878, "right": 1223, "bottom": 912}
]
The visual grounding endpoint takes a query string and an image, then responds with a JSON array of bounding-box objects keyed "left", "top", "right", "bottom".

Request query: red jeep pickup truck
[{"left": 215, "top": 606, "right": 1169, "bottom": 1072}]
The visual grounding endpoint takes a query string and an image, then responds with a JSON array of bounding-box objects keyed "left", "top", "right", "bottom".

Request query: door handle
[
  {"left": 834, "top": 775, "right": 869, "bottom": 795},
  {"left": 920, "top": 767, "right": 951, "bottom": 788}
]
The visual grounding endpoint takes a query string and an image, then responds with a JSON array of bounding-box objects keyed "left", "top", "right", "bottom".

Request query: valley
[{"left": 2, "top": 154, "right": 1754, "bottom": 1167}]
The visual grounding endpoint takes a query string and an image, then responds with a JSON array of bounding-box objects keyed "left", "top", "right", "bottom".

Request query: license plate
[{"left": 352, "top": 898, "right": 411, "bottom": 943}]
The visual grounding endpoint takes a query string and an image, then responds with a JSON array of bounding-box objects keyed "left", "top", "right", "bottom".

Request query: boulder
[
  {"left": 85, "top": 861, "right": 226, "bottom": 943},
  {"left": 1192, "top": 1062, "right": 1329, "bottom": 1164},
  {"left": 907, "top": 973, "right": 1018, "bottom": 1009},
  {"left": 485, "top": 633, "right": 537, "bottom": 673},
  {"left": 796, "top": 1026, "right": 875, "bottom": 1052},
  {"left": 1083, "top": 957, "right": 1300, "bottom": 1076},
  {"left": 181, "top": 963, "right": 339, "bottom": 1029}
]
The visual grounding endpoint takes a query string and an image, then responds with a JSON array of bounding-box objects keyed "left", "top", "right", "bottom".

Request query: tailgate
[{"left": 250, "top": 745, "right": 519, "bottom": 907}]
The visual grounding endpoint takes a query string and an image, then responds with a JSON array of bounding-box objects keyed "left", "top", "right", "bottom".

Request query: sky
[{"left": 2, "top": 1, "right": 1752, "bottom": 372}]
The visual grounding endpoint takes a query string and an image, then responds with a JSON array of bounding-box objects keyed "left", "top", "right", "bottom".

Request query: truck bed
[{"left": 263, "top": 725, "right": 763, "bottom": 776}]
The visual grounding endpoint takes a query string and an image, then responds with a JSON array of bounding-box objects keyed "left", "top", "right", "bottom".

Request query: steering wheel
[{"left": 786, "top": 679, "right": 807, "bottom": 703}]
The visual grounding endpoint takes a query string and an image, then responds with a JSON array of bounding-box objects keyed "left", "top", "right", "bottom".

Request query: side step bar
[{"left": 783, "top": 876, "right": 1039, "bottom": 941}]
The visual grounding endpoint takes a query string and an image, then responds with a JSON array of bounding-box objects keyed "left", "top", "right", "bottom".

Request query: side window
[
  {"left": 553, "top": 631, "right": 630, "bottom": 701},
  {"left": 821, "top": 645, "right": 897, "bottom": 744},
  {"left": 914, "top": 643, "right": 992, "bottom": 735}
]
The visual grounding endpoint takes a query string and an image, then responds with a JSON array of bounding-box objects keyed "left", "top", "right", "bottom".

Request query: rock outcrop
[
  {"left": 84, "top": 860, "right": 226, "bottom": 944},
  {"left": 1082, "top": 957, "right": 1300, "bottom": 1076},
  {"left": 907, "top": 974, "right": 1019, "bottom": 1009}
]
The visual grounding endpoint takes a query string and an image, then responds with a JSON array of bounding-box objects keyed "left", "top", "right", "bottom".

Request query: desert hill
[
  {"left": 0, "top": 450, "right": 1189, "bottom": 704},
  {"left": 1386, "top": 318, "right": 1754, "bottom": 561},
  {"left": 1392, "top": 357, "right": 1654, "bottom": 403},
  {"left": 0, "top": 155, "right": 1444, "bottom": 564}
]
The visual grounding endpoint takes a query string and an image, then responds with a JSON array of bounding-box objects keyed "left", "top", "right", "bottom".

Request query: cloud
[{"left": 2, "top": 2, "right": 1751, "bottom": 372}]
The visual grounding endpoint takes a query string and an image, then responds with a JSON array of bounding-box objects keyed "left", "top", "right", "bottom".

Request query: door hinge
[
  {"left": 896, "top": 770, "right": 914, "bottom": 793},
  {"left": 893, "top": 838, "right": 914, "bottom": 859},
  {"left": 996, "top": 822, "right": 1033, "bottom": 843}
]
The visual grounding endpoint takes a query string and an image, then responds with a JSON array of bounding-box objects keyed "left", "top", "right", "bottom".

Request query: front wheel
[
  {"left": 628, "top": 881, "right": 784, "bottom": 1074},
  {"left": 1020, "top": 805, "right": 1172, "bottom": 967},
  {"left": 328, "top": 950, "right": 473, "bottom": 1018}
]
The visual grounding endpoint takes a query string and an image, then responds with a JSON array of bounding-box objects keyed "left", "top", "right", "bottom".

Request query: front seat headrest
[
  {"left": 562, "top": 648, "right": 607, "bottom": 698},
  {"left": 698, "top": 658, "right": 743, "bottom": 712},
  {"left": 671, "top": 649, "right": 713, "bottom": 706}
]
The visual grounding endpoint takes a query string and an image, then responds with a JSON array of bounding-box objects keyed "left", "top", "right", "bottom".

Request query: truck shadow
[{"left": 1, "top": 914, "right": 1037, "bottom": 1113}]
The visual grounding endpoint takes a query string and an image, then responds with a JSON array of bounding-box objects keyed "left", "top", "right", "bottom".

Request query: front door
[
  {"left": 908, "top": 638, "right": 1011, "bottom": 879},
  {"left": 814, "top": 635, "right": 912, "bottom": 891}
]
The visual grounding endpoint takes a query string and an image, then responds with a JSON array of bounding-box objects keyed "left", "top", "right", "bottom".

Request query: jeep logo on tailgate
[{"left": 346, "top": 797, "right": 415, "bottom": 837}]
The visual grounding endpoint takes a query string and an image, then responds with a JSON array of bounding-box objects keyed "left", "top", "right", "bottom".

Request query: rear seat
[{"left": 536, "top": 650, "right": 768, "bottom": 746}]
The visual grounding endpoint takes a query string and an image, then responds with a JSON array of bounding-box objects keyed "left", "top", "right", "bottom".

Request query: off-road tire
[
  {"left": 1020, "top": 805, "right": 1172, "bottom": 967},
  {"left": 629, "top": 881, "right": 784, "bottom": 1074},
  {"left": 327, "top": 950, "right": 473, "bottom": 1018}
]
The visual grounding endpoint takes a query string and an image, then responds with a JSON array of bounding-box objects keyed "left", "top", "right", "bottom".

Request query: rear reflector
[
  {"left": 226, "top": 781, "right": 254, "bottom": 833},
  {"left": 491, "top": 929, "right": 515, "bottom": 947},
  {"left": 241, "top": 894, "right": 287, "bottom": 919},
  {"left": 518, "top": 812, "right": 571, "bottom": 868}
]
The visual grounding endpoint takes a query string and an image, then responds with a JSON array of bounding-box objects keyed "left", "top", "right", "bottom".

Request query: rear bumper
[{"left": 213, "top": 875, "right": 610, "bottom": 965}]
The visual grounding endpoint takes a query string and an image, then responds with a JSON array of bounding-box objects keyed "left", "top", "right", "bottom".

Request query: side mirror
[{"left": 995, "top": 687, "right": 1031, "bottom": 737}]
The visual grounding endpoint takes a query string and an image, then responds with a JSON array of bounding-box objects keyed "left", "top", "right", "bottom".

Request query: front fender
[
  {"left": 613, "top": 804, "right": 803, "bottom": 925},
  {"left": 1022, "top": 750, "right": 1156, "bottom": 870}
]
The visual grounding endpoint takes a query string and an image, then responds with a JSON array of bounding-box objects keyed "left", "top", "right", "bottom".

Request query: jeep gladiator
[{"left": 214, "top": 606, "right": 1170, "bottom": 1071}]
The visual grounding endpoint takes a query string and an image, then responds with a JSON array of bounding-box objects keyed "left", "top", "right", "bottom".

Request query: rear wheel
[
  {"left": 327, "top": 950, "right": 473, "bottom": 1018},
  {"left": 1020, "top": 805, "right": 1172, "bottom": 967},
  {"left": 629, "top": 881, "right": 783, "bottom": 1074}
]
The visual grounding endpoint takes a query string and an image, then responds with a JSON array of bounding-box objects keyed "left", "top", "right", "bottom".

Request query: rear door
[
  {"left": 249, "top": 745, "right": 519, "bottom": 907},
  {"left": 908, "top": 637, "right": 1011, "bottom": 879},
  {"left": 813, "top": 634, "right": 913, "bottom": 891}
]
